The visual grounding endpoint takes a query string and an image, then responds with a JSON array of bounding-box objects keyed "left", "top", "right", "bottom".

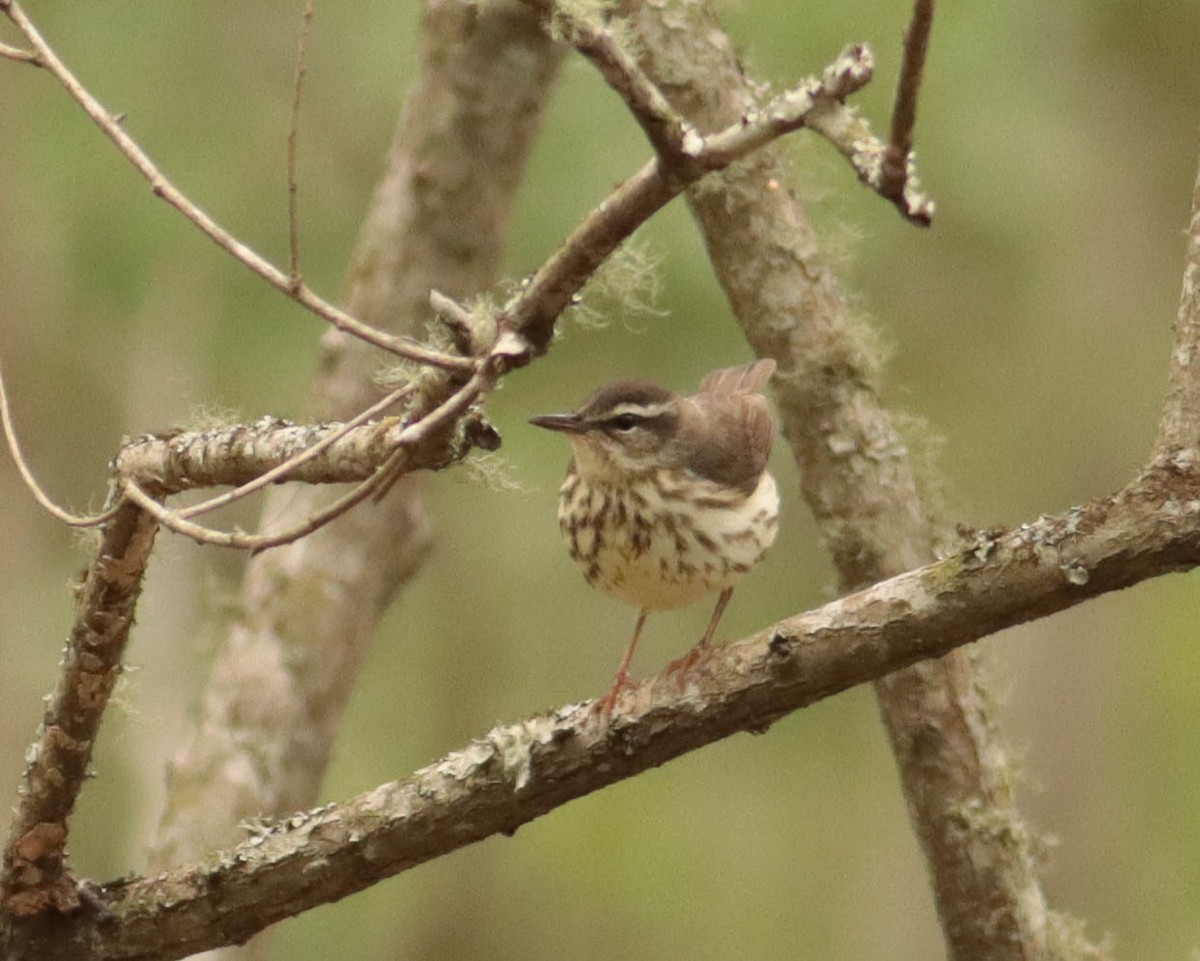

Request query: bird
[{"left": 530, "top": 358, "right": 779, "bottom": 714}]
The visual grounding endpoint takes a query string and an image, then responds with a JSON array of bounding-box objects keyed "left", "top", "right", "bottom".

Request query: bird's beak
[{"left": 529, "top": 412, "right": 586, "bottom": 433}]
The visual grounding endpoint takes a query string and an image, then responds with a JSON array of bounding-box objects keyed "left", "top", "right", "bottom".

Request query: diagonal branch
[
  {"left": 496, "top": 42, "right": 879, "bottom": 357},
  {"left": 0, "top": 501, "right": 159, "bottom": 918},
  {"left": 19, "top": 457, "right": 1200, "bottom": 960},
  {"left": 1156, "top": 160, "right": 1200, "bottom": 452},
  {"left": 880, "top": 0, "right": 935, "bottom": 211},
  {"left": 536, "top": 2, "right": 692, "bottom": 161},
  {"left": 525, "top": 0, "right": 933, "bottom": 225},
  {"left": 0, "top": 0, "right": 470, "bottom": 372}
]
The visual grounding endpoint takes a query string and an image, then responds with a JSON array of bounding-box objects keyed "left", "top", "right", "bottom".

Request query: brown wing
[
  {"left": 682, "top": 361, "right": 776, "bottom": 494},
  {"left": 697, "top": 358, "right": 776, "bottom": 396}
]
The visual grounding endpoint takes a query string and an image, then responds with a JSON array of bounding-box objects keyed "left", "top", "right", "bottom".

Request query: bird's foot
[
  {"left": 664, "top": 639, "right": 713, "bottom": 684},
  {"left": 593, "top": 669, "right": 637, "bottom": 716}
]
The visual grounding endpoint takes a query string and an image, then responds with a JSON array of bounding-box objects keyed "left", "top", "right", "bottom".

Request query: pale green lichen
[
  {"left": 563, "top": 237, "right": 667, "bottom": 332},
  {"left": 459, "top": 453, "right": 526, "bottom": 494},
  {"left": 172, "top": 404, "right": 243, "bottom": 433}
]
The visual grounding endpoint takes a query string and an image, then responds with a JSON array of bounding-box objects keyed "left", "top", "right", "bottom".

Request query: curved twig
[
  {"left": 122, "top": 471, "right": 388, "bottom": 552},
  {"left": 0, "top": 361, "right": 120, "bottom": 528}
]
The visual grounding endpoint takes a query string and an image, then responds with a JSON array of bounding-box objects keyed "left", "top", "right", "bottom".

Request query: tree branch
[
  {"left": 611, "top": 1, "right": 1070, "bottom": 957},
  {"left": 16, "top": 457, "right": 1200, "bottom": 960},
  {"left": 0, "top": 0, "right": 470, "bottom": 372},
  {"left": 495, "top": 41, "right": 880, "bottom": 358},
  {"left": 0, "top": 503, "right": 159, "bottom": 917},
  {"left": 527, "top": 0, "right": 933, "bottom": 225},
  {"left": 143, "top": 0, "right": 565, "bottom": 934},
  {"left": 880, "top": 0, "right": 935, "bottom": 211},
  {"left": 1157, "top": 159, "right": 1200, "bottom": 452}
]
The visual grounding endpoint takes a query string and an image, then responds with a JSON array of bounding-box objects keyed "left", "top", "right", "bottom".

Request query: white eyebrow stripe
[{"left": 604, "top": 402, "right": 673, "bottom": 420}]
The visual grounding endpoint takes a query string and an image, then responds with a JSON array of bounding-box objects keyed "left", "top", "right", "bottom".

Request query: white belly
[{"left": 558, "top": 470, "right": 779, "bottom": 611}]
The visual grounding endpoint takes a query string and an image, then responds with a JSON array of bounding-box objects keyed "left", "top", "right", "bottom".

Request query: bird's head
[{"left": 529, "top": 380, "right": 681, "bottom": 479}]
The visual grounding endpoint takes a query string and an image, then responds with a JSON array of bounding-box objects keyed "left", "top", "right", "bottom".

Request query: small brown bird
[{"left": 530, "top": 359, "right": 779, "bottom": 713}]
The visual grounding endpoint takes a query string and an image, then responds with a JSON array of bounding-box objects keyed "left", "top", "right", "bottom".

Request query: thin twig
[
  {"left": 174, "top": 383, "right": 410, "bottom": 520},
  {"left": 0, "top": 38, "right": 37, "bottom": 62},
  {"left": 0, "top": 361, "right": 120, "bottom": 528},
  {"left": 117, "top": 367, "right": 489, "bottom": 549},
  {"left": 880, "top": 0, "right": 935, "bottom": 212},
  {"left": 541, "top": 2, "right": 693, "bottom": 161},
  {"left": 429, "top": 288, "right": 481, "bottom": 354},
  {"left": 123, "top": 471, "right": 387, "bottom": 552},
  {"left": 1157, "top": 159, "right": 1200, "bottom": 452},
  {"left": 370, "top": 364, "right": 492, "bottom": 501},
  {"left": 0, "top": 0, "right": 472, "bottom": 372},
  {"left": 287, "top": 0, "right": 315, "bottom": 284}
]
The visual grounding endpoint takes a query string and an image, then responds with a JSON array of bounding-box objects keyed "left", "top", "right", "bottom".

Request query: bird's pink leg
[
  {"left": 594, "top": 609, "right": 648, "bottom": 715},
  {"left": 665, "top": 587, "right": 733, "bottom": 680}
]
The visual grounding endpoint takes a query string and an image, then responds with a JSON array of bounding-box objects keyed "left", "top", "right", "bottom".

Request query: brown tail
[{"left": 698, "top": 358, "right": 776, "bottom": 395}]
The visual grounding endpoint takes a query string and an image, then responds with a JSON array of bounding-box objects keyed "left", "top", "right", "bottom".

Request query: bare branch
[
  {"left": 287, "top": 0, "right": 315, "bottom": 283},
  {"left": 0, "top": 38, "right": 36, "bottom": 63},
  {"left": 804, "top": 97, "right": 934, "bottom": 226},
  {"left": 173, "top": 385, "right": 411, "bottom": 521},
  {"left": 1, "top": 503, "right": 158, "bottom": 916},
  {"left": 122, "top": 472, "right": 386, "bottom": 552},
  {"left": 534, "top": 0, "right": 934, "bottom": 226},
  {"left": 881, "top": 0, "right": 935, "bottom": 210},
  {"left": 114, "top": 417, "right": 396, "bottom": 494},
  {"left": 1157, "top": 158, "right": 1200, "bottom": 452},
  {"left": 14, "top": 458, "right": 1195, "bottom": 958},
  {"left": 535, "top": 1, "right": 693, "bottom": 161},
  {"left": 112, "top": 364, "right": 494, "bottom": 551},
  {"left": 0, "top": 0, "right": 471, "bottom": 372},
  {"left": 497, "top": 43, "right": 879, "bottom": 357}
]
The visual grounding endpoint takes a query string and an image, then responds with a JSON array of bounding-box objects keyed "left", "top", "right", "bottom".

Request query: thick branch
[
  {"left": 1, "top": 503, "right": 158, "bottom": 917},
  {"left": 19, "top": 458, "right": 1200, "bottom": 961},
  {"left": 115, "top": 418, "right": 404, "bottom": 494}
]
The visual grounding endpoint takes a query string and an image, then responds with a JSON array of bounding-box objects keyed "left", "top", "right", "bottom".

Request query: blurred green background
[{"left": 2, "top": 1, "right": 1199, "bottom": 958}]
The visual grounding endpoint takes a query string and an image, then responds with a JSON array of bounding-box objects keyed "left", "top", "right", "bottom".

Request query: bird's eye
[{"left": 608, "top": 413, "right": 641, "bottom": 432}]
